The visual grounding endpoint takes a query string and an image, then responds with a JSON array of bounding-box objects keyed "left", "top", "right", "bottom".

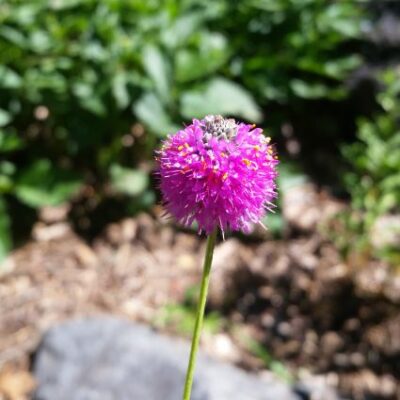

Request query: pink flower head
[{"left": 156, "top": 115, "right": 278, "bottom": 235}]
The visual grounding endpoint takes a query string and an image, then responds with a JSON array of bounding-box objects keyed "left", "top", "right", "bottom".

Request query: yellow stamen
[
  {"left": 178, "top": 145, "right": 184, "bottom": 151},
  {"left": 242, "top": 158, "right": 251, "bottom": 167},
  {"left": 222, "top": 172, "right": 228, "bottom": 181}
]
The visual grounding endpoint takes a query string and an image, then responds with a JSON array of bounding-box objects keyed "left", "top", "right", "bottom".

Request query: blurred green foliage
[
  {"left": 341, "top": 69, "right": 400, "bottom": 263},
  {"left": 238, "top": 336, "right": 293, "bottom": 383},
  {"left": 0, "top": 0, "right": 365, "bottom": 258},
  {"left": 154, "top": 285, "right": 224, "bottom": 336},
  {"left": 343, "top": 69, "right": 400, "bottom": 227}
]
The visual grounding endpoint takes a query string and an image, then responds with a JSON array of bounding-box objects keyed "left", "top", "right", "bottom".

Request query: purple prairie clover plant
[
  {"left": 156, "top": 115, "right": 278, "bottom": 400},
  {"left": 157, "top": 115, "right": 279, "bottom": 236}
]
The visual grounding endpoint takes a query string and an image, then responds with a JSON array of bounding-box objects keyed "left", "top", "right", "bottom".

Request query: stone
[
  {"left": 294, "top": 374, "right": 344, "bottom": 400},
  {"left": 32, "top": 317, "right": 299, "bottom": 400}
]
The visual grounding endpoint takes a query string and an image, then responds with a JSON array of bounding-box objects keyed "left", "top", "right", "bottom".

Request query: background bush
[
  {"left": 339, "top": 69, "right": 400, "bottom": 264},
  {"left": 1, "top": 0, "right": 396, "bottom": 262}
]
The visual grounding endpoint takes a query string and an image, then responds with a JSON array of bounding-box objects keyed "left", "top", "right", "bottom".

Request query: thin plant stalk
[{"left": 182, "top": 229, "right": 217, "bottom": 400}]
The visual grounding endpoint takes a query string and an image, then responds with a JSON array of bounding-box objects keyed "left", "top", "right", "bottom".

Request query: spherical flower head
[{"left": 156, "top": 115, "right": 278, "bottom": 235}]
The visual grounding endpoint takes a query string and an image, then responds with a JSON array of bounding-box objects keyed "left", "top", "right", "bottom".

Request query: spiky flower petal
[{"left": 157, "top": 115, "right": 278, "bottom": 234}]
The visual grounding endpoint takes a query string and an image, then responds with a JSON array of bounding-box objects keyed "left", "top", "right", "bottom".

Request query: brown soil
[{"left": 0, "top": 210, "right": 399, "bottom": 400}]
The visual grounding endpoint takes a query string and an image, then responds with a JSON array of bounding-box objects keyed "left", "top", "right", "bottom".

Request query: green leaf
[
  {"left": 0, "top": 196, "right": 12, "bottom": 262},
  {"left": 0, "top": 26, "right": 27, "bottom": 48},
  {"left": 13, "top": 4, "right": 40, "bottom": 25},
  {"left": 0, "top": 130, "right": 24, "bottom": 152},
  {"left": 0, "top": 161, "right": 16, "bottom": 193},
  {"left": 0, "top": 176, "right": 13, "bottom": 193},
  {"left": 317, "top": 4, "right": 362, "bottom": 38},
  {"left": 0, "top": 110, "right": 12, "bottom": 127},
  {"left": 109, "top": 164, "right": 149, "bottom": 196},
  {"left": 80, "top": 97, "right": 106, "bottom": 116},
  {"left": 162, "top": 12, "right": 204, "bottom": 49},
  {"left": 48, "top": 0, "right": 84, "bottom": 10},
  {"left": 142, "top": 45, "right": 171, "bottom": 104},
  {"left": 0, "top": 66, "right": 22, "bottom": 89},
  {"left": 82, "top": 42, "right": 107, "bottom": 62},
  {"left": 15, "top": 159, "right": 82, "bottom": 207},
  {"left": 72, "top": 81, "right": 106, "bottom": 115},
  {"left": 324, "top": 56, "right": 361, "bottom": 78},
  {"left": 291, "top": 80, "right": 335, "bottom": 99},
  {"left": 181, "top": 78, "right": 262, "bottom": 122},
  {"left": 175, "top": 32, "right": 228, "bottom": 82},
  {"left": 298, "top": 55, "right": 361, "bottom": 79},
  {"left": 30, "top": 30, "right": 51, "bottom": 53},
  {"left": 0, "top": 161, "right": 16, "bottom": 175},
  {"left": 263, "top": 212, "right": 284, "bottom": 237},
  {"left": 112, "top": 73, "right": 130, "bottom": 109},
  {"left": 134, "top": 92, "right": 178, "bottom": 137}
]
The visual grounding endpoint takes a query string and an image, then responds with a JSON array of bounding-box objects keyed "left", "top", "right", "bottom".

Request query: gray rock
[
  {"left": 33, "top": 317, "right": 299, "bottom": 400},
  {"left": 294, "top": 377, "right": 347, "bottom": 400}
]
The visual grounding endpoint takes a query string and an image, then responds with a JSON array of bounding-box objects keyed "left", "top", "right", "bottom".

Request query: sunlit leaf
[
  {"left": 0, "top": 130, "right": 23, "bottom": 152},
  {"left": 175, "top": 32, "right": 228, "bottom": 82},
  {"left": 0, "top": 110, "right": 11, "bottom": 128},
  {"left": 181, "top": 78, "right": 262, "bottom": 122},
  {"left": 15, "top": 159, "right": 82, "bottom": 207},
  {"left": 134, "top": 92, "right": 178, "bottom": 137},
  {"left": 142, "top": 45, "right": 171, "bottom": 104},
  {"left": 110, "top": 164, "right": 149, "bottom": 196},
  {"left": 0, "top": 66, "right": 22, "bottom": 89},
  {"left": 112, "top": 73, "right": 130, "bottom": 109},
  {"left": 290, "top": 80, "right": 330, "bottom": 99},
  {"left": 162, "top": 12, "right": 204, "bottom": 49}
]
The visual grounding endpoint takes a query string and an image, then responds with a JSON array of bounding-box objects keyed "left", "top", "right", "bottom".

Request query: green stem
[{"left": 182, "top": 229, "right": 217, "bottom": 400}]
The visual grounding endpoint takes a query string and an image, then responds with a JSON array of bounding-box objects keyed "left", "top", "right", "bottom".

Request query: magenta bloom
[{"left": 157, "top": 115, "right": 278, "bottom": 234}]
